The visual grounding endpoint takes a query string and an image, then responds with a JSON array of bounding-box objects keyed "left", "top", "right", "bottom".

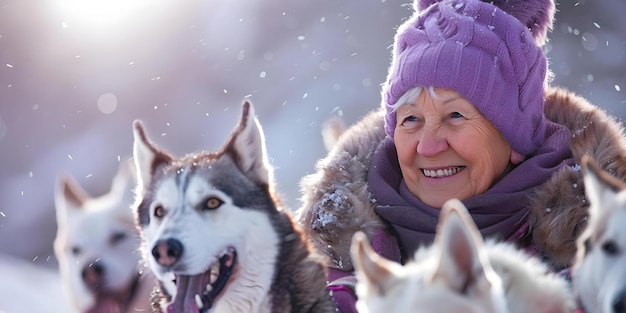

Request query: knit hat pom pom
[{"left": 415, "top": 0, "right": 555, "bottom": 46}]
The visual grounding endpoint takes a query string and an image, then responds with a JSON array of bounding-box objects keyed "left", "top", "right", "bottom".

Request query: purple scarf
[{"left": 368, "top": 121, "right": 574, "bottom": 259}]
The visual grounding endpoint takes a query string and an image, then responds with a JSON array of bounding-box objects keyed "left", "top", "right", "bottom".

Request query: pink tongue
[
  {"left": 86, "top": 297, "right": 123, "bottom": 313},
  {"left": 167, "top": 275, "right": 203, "bottom": 313}
]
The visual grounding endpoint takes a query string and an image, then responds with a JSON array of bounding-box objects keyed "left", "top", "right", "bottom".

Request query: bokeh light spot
[
  {"left": 581, "top": 32, "right": 598, "bottom": 51},
  {"left": 97, "top": 93, "right": 117, "bottom": 114},
  {"left": 319, "top": 61, "right": 331, "bottom": 71}
]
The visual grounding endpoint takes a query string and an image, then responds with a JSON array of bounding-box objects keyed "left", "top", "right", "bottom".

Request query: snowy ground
[
  {"left": 0, "top": 0, "right": 624, "bottom": 312},
  {"left": 0, "top": 255, "right": 71, "bottom": 312}
]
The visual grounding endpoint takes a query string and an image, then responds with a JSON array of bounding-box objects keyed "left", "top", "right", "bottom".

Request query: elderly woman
[{"left": 296, "top": 0, "right": 626, "bottom": 311}]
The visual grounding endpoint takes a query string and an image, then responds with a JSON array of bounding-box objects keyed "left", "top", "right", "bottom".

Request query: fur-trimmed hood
[{"left": 296, "top": 86, "right": 626, "bottom": 271}]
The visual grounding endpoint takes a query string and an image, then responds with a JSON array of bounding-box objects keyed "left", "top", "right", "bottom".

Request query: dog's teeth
[
  {"left": 163, "top": 272, "right": 175, "bottom": 282},
  {"left": 209, "top": 262, "right": 220, "bottom": 284},
  {"left": 206, "top": 284, "right": 213, "bottom": 292},
  {"left": 195, "top": 294, "right": 204, "bottom": 309}
]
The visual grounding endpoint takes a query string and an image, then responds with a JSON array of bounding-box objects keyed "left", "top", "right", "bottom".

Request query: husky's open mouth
[
  {"left": 167, "top": 247, "right": 237, "bottom": 313},
  {"left": 86, "top": 272, "right": 142, "bottom": 313}
]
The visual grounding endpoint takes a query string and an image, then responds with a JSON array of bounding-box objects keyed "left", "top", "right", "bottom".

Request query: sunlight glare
[{"left": 52, "top": 0, "right": 162, "bottom": 31}]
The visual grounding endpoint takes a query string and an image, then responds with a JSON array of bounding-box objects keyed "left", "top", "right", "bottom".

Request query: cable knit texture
[{"left": 382, "top": 0, "right": 555, "bottom": 156}]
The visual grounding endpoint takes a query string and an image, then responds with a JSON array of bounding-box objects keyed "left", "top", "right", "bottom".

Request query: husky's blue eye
[{"left": 205, "top": 197, "right": 223, "bottom": 210}]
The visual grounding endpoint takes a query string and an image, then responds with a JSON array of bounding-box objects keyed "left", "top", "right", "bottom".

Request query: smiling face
[{"left": 393, "top": 88, "right": 522, "bottom": 208}]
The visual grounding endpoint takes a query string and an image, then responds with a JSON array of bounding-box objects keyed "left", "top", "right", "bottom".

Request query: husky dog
[
  {"left": 573, "top": 155, "right": 626, "bottom": 313},
  {"left": 351, "top": 198, "right": 575, "bottom": 313},
  {"left": 54, "top": 160, "right": 154, "bottom": 313},
  {"left": 132, "top": 101, "right": 335, "bottom": 313}
]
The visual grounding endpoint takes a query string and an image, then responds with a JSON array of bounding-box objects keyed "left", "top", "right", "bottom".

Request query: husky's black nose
[{"left": 152, "top": 238, "right": 184, "bottom": 267}]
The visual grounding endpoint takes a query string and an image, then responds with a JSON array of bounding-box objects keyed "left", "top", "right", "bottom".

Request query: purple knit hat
[{"left": 382, "top": 0, "right": 556, "bottom": 155}]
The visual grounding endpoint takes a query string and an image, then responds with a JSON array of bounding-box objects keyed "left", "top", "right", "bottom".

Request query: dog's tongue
[
  {"left": 167, "top": 274, "right": 205, "bottom": 313},
  {"left": 86, "top": 274, "right": 141, "bottom": 313},
  {"left": 86, "top": 297, "right": 124, "bottom": 313}
]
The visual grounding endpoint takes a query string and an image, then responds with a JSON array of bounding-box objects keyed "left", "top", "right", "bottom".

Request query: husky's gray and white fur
[
  {"left": 132, "top": 101, "right": 335, "bottom": 313},
  {"left": 351, "top": 198, "right": 575, "bottom": 313},
  {"left": 54, "top": 160, "right": 154, "bottom": 313},
  {"left": 573, "top": 155, "right": 626, "bottom": 313}
]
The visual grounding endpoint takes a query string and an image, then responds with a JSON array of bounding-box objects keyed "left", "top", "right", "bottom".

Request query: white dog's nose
[
  {"left": 152, "top": 238, "right": 184, "bottom": 267},
  {"left": 82, "top": 260, "right": 104, "bottom": 290}
]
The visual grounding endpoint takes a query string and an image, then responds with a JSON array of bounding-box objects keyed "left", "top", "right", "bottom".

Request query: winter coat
[{"left": 296, "top": 86, "right": 626, "bottom": 312}]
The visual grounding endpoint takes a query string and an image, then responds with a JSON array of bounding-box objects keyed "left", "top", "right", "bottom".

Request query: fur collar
[
  {"left": 296, "top": 86, "right": 626, "bottom": 271},
  {"left": 529, "top": 87, "right": 626, "bottom": 269}
]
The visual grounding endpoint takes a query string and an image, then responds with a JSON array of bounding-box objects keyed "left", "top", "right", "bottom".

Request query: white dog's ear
[
  {"left": 581, "top": 155, "right": 626, "bottom": 219},
  {"left": 110, "top": 159, "right": 136, "bottom": 200},
  {"left": 434, "top": 199, "right": 490, "bottom": 292},
  {"left": 351, "top": 231, "right": 401, "bottom": 296},
  {"left": 225, "top": 100, "right": 272, "bottom": 186},
  {"left": 132, "top": 120, "right": 173, "bottom": 195},
  {"left": 54, "top": 174, "right": 91, "bottom": 225}
]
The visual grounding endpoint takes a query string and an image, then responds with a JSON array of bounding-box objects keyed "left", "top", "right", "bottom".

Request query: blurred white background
[{"left": 0, "top": 0, "right": 624, "bottom": 311}]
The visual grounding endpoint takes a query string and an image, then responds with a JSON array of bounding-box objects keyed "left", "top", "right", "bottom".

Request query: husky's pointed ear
[
  {"left": 433, "top": 199, "right": 490, "bottom": 291},
  {"left": 351, "top": 231, "right": 400, "bottom": 296},
  {"left": 54, "top": 173, "right": 90, "bottom": 223},
  {"left": 226, "top": 101, "right": 272, "bottom": 186},
  {"left": 582, "top": 155, "right": 626, "bottom": 218},
  {"left": 132, "top": 120, "right": 173, "bottom": 195}
]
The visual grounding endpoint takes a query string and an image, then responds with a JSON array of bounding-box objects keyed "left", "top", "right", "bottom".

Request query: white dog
[
  {"left": 54, "top": 160, "right": 154, "bottom": 313},
  {"left": 351, "top": 198, "right": 575, "bottom": 313},
  {"left": 572, "top": 155, "right": 626, "bottom": 313}
]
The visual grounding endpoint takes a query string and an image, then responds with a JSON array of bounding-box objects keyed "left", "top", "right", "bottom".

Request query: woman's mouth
[{"left": 422, "top": 166, "right": 465, "bottom": 178}]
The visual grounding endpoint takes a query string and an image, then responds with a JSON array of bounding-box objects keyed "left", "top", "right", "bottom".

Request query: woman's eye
[
  {"left": 401, "top": 115, "right": 419, "bottom": 126},
  {"left": 450, "top": 111, "right": 464, "bottom": 119}
]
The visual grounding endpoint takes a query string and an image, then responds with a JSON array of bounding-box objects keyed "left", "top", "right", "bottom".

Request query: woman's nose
[{"left": 416, "top": 127, "right": 448, "bottom": 157}]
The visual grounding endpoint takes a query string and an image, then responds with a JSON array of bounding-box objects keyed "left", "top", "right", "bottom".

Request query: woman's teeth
[{"left": 422, "top": 167, "right": 462, "bottom": 178}]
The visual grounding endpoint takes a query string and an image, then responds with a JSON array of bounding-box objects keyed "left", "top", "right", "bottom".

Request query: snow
[
  {"left": 314, "top": 210, "right": 338, "bottom": 228},
  {"left": 0, "top": 255, "right": 71, "bottom": 312}
]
